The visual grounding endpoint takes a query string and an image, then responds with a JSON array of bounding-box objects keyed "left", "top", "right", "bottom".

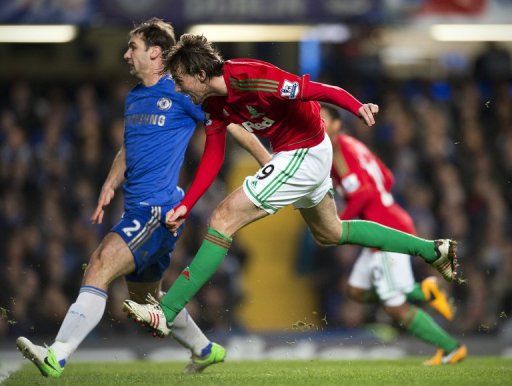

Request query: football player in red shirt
[
  {"left": 322, "top": 104, "right": 466, "bottom": 365},
  {"left": 123, "top": 34, "right": 458, "bottom": 337}
]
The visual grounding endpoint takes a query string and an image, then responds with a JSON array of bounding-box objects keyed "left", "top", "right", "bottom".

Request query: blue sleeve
[{"left": 182, "top": 94, "right": 205, "bottom": 123}]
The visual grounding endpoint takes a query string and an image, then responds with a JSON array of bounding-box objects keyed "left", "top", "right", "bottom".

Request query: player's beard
[
  {"left": 188, "top": 82, "right": 210, "bottom": 104},
  {"left": 127, "top": 63, "right": 138, "bottom": 77},
  {"left": 127, "top": 61, "right": 145, "bottom": 80}
]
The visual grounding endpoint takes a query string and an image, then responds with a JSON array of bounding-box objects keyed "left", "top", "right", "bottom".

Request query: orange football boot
[{"left": 421, "top": 276, "right": 454, "bottom": 320}]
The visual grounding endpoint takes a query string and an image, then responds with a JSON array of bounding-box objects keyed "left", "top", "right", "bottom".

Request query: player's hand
[
  {"left": 91, "top": 185, "right": 115, "bottom": 224},
  {"left": 358, "top": 103, "right": 379, "bottom": 127},
  {"left": 165, "top": 205, "right": 188, "bottom": 235}
]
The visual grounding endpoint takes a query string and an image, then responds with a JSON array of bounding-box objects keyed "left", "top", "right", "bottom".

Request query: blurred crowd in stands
[
  {"left": 1, "top": 44, "right": 511, "bottom": 341},
  {"left": 304, "top": 76, "right": 512, "bottom": 336},
  {"left": 0, "top": 79, "right": 247, "bottom": 339},
  {"left": 305, "top": 42, "right": 512, "bottom": 336}
]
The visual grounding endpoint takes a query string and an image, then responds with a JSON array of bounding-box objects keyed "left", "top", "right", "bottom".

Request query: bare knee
[
  {"left": 300, "top": 196, "right": 342, "bottom": 246},
  {"left": 310, "top": 230, "right": 339, "bottom": 247},
  {"left": 209, "top": 202, "right": 238, "bottom": 236},
  {"left": 83, "top": 240, "right": 124, "bottom": 289},
  {"left": 384, "top": 303, "right": 411, "bottom": 324},
  {"left": 83, "top": 248, "right": 110, "bottom": 288},
  {"left": 81, "top": 233, "right": 135, "bottom": 292},
  {"left": 308, "top": 219, "right": 341, "bottom": 246}
]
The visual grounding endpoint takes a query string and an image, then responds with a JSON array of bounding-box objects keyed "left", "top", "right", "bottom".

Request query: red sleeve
[
  {"left": 230, "top": 61, "right": 362, "bottom": 116},
  {"left": 336, "top": 169, "right": 375, "bottom": 220},
  {"left": 302, "top": 80, "right": 362, "bottom": 117},
  {"left": 339, "top": 187, "right": 373, "bottom": 220},
  {"left": 202, "top": 97, "right": 228, "bottom": 135},
  {"left": 336, "top": 136, "right": 374, "bottom": 219},
  {"left": 179, "top": 125, "right": 227, "bottom": 213}
]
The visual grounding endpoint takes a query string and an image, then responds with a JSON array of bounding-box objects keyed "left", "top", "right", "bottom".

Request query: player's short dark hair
[
  {"left": 320, "top": 103, "right": 342, "bottom": 120},
  {"left": 130, "top": 18, "right": 176, "bottom": 54},
  {"left": 164, "top": 34, "right": 224, "bottom": 79}
]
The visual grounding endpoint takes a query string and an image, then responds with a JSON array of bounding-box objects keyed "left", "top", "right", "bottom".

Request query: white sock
[
  {"left": 171, "top": 308, "right": 210, "bottom": 357},
  {"left": 50, "top": 286, "right": 107, "bottom": 364}
]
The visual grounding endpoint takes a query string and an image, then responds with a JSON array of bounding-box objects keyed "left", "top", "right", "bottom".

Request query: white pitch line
[{"left": 0, "top": 360, "right": 23, "bottom": 384}]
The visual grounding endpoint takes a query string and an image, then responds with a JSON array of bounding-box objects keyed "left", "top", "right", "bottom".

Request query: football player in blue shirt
[{"left": 16, "top": 18, "right": 269, "bottom": 378}]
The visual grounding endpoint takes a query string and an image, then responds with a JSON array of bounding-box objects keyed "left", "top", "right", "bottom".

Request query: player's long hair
[
  {"left": 164, "top": 34, "right": 224, "bottom": 79},
  {"left": 130, "top": 18, "right": 176, "bottom": 54}
]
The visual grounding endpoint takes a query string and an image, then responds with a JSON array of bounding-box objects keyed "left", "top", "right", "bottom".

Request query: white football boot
[
  {"left": 123, "top": 294, "right": 171, "bottom": 337},
  {"left": 432, "top": 239, "right": 458, "bottom": 282}
]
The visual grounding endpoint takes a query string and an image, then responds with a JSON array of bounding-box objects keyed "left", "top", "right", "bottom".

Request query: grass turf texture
[{"left": 4, "top": 358, "right": 511, "bottom": 386}]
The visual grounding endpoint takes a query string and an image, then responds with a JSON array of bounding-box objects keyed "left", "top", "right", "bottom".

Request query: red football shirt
[
  {"left": 204, "top": 58, "right": 362, "bottom": 152},
  {"left": 332, "top": 134, "right": 416, "bottom": 235},
  {"left": 179, "top": 59, "right": 364, "bottom": 212}
]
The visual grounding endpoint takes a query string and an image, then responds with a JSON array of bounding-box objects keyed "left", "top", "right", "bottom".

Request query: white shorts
[
  {"left": 348, "top": 249, "right": 415, "bottom": 307},
  {"left": 242, "top": 134, "right": 333, "bottom": 215}
]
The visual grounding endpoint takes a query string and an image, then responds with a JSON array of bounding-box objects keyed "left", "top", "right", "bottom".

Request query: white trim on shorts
[
  {"left": 348, "top": 249, "right": 415, "bottom": 307},
  {"left": 242, "top": 134, "right": 333, "bottom": 214},
  {"left": 127, "top": 206, "right": 161, "bottom": 251}
]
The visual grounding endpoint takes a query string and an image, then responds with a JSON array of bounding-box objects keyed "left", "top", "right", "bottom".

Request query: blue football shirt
[{"left": 123, "top": 75, "right": 204, "bottom": 209}]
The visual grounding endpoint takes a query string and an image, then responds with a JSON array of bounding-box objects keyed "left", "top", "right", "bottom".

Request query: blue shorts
[{"left": 112, "top": 205, "right": 183, "bottom": 282}]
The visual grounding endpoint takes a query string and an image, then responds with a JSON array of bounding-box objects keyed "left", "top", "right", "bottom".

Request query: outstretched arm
[
  {"left": 166, "top": 128, "right": 227, "bottom": 231},
  {"left": 303, "top": 81, "right": 379, "bottom": 126},
  {"left": 227, "top": 123, "right": 271, "bottom": 166},
  {"left": 91, "top": 146, "right": 126, "bottom": 224},
  {"left": 244, "top": 62, "right": 378, "bottom": 126}
]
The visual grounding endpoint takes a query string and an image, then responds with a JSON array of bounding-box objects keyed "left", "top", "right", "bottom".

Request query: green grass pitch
[{"left": 5, "top": 358, "right": 512, "bottom": 386}]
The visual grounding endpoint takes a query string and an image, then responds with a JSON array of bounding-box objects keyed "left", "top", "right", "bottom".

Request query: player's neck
[
  {"left": 141, "top": 68, "right": 164, "bottom": 87},
  {"left": 208, "top": 75, "right": 228, "bottom": 96}
]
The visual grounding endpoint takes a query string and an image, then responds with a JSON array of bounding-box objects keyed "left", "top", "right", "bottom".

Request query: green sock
[
  {"left": 160, "top": 227, "right": 232, "bottom": 323},
  {"left": 406, "top": 308, "right": 458, "bottom": 352},
  {"left": 339, "top": 220, "right": 438, "bottom": 263},
  {"left": 406, "top": 283, "right": 427, "bottom": 302}
]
